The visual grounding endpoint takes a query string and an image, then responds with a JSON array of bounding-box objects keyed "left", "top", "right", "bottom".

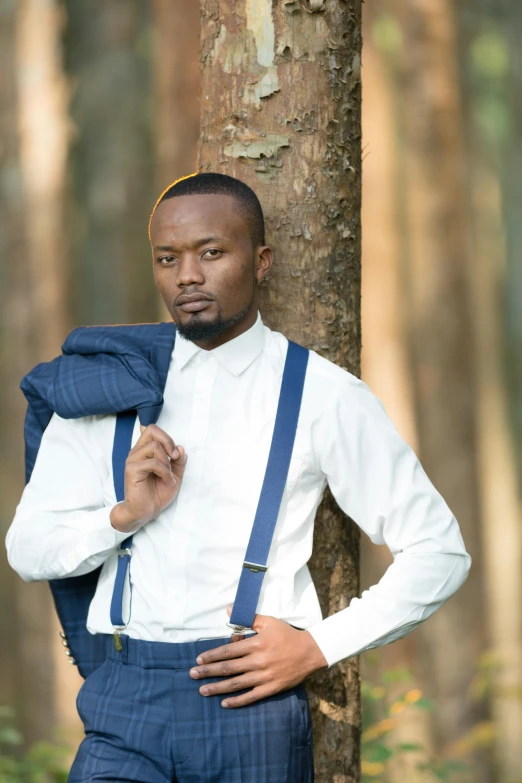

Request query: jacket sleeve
[
  {"left": 6, "top": 412, "right": 129, "bottom": 581},
  {"left": 307, "top": 373, "right": 472, "bottom": 668}
]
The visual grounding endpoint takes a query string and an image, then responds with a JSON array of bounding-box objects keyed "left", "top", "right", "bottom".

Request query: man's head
[{"left": 149, "top": 172, "right": 273, "bottom": 348}]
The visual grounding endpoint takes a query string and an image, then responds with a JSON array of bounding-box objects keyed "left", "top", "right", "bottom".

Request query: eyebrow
[{"left": 154, "top": 236, "right": 224, "bottom": 252}]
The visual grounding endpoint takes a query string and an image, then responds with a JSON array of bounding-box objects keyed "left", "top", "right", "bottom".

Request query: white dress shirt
[{"left": 6, "top": 311, "right": 471, "bottom": 667}]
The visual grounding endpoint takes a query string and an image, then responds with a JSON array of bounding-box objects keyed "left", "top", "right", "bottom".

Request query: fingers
[
  {"left": 190, "top": 656, "right": 255, "bottom": 680},
  {"left": 129, "top": 434, "right": 187, "bottom": 475},
  {"left": 132, "top": 458, "right": 176, "bottom": 485},
  {"left": 195, "top": 636, "right": 257, "bottom": 666},
  {"left": 199, "top": 672, "right": 261, "bottom": 697},
  {"left": 132, "top": 424, "right": 178, "bottom": 460},
  {"left": 222, "top": 685, "right": 275, "bottom": 709}
]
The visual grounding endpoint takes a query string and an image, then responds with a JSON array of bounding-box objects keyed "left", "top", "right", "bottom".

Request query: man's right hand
[{"left": 110, "top": 423, "right": 187, "bottom": 534}]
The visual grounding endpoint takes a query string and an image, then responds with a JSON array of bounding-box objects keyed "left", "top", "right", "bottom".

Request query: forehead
[{"left": 150, "top": 193, "right": 250, "bottom": 243}]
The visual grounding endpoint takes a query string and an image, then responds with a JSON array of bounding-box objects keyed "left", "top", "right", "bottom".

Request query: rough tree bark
[
  {"left": 395, "top": 1, "right": 492, "bottom": 779},
  {"left": 198, "top": 1, "right": 362, "bottom": 780}
]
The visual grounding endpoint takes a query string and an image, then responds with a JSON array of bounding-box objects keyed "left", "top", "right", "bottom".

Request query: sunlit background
[{"left": 0, "top": 2, "right": 520, "bottom": 782}]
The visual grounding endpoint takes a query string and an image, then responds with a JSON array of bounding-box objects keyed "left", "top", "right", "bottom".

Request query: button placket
[{"left": 164, "top": 355, "right": 217, "bottom": 633}]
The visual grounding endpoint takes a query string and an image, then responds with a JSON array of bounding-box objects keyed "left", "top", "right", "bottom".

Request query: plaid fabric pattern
[
  {"left": 19, "top": 322, "right": 176, "bottom": 679},
  {"left": 69, "top": 635, "right": 314, "bottom": 783}
]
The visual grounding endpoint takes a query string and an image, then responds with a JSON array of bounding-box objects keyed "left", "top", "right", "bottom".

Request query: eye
[
  {"left": 202, "top": 248, "right": 223, "bottom": 259},
  {"left": 158, "top": 256, "right": 177, "bottom": 265}
]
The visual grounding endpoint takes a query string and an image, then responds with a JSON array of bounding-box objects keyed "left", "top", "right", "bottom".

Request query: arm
[
  {"left": 6, "top": 412, "right": 129, "bottom": 581},
  {"left": 6, "top": 413, "right": 188, "bottom": 582},
  {"left": 189, "top": 373, "right": 471, "bottom": 705},
  {"left": 306, "top": 374, "right": 472, "bottom": 667}
]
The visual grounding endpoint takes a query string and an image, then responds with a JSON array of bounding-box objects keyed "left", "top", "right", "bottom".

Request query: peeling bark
[{"left": 199, "top": 1, "right": 362, "bottom": 779}]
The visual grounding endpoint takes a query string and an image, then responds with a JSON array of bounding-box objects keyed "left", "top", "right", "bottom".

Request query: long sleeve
[
  {"left": 307, "top": 374, "right": 472, "bottom": 668},
  {"left": 6, "top": 412, "right": 129, "bottom": 582}
]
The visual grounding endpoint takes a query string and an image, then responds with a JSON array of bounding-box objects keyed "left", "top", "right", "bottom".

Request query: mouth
[{"left": 177, "top": 298, "right": 213, "bottom": 313}]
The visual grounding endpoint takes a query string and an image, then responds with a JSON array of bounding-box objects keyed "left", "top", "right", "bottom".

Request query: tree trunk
[
  {"left": 64, "top": 0, "right": 156, "bottom": 326},
  {"left": 198, "top": 2, "right": 362, "bottom": 780},
  {"left": 151, "top": 0, "right": 201, "bottom": 192},
  {"left": 0, "top": 0, "right": 62, "bottom": 746},
  {"left": 151, "top": 0, "right": 201, "bottom": 321},
  {"left": 360, "top": 11, "right": 434, "bottom": 779},
  {"left": 395, "top": 0, "right": 492, "bottom": 778}
]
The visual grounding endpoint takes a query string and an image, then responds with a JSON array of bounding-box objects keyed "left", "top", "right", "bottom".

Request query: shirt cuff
[
  {"left": 66, "top": 503, "right": 132, "bottom": 563},
  {"left": 307, "top": 610, "right": 368, "bottom": 668}
]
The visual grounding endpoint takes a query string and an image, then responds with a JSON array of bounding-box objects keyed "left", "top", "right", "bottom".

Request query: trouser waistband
[{"left": 102, "top": 633, "right": 254, "bottom": 669}]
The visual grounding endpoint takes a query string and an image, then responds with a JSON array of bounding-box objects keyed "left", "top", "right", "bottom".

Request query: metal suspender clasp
[
  {"left": 116, "top": 548, "right": 132, "bottom": 558},
  {"left": 113, "top": 626, "right": 126, "bottom": 651},
  {"left": 225, "top": 622, "right": 251, "bottom": 636},
  {"left": 243, "top": 561, "right": 267, "bottom": 574}
]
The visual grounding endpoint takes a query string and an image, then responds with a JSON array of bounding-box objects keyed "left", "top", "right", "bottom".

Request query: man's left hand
[{"left": 189, "top": 606, "right": 328, "bottom": 708}]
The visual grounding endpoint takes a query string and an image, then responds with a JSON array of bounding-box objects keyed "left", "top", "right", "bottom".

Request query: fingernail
[
  {"left": 201, "top": 687, "right": 209, "bottom": 696},
  {"left": 189, "top": 668, "right": 199, "bottom": 678},
  {"left": 196, "top": 656, "right": 203, "bottom": 665},
  {"left": 172, "top": 448, "right": 179, "bottom": 459},
  {"left": 222, "top": 700, "right": 229, "bottom": 708}
]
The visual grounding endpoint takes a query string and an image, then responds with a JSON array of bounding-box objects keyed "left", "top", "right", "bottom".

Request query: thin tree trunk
[
  {"left": 360, "top": 14, "right": 434, "bottom": 779},
  {"left": 151, "top": 0, "right": 200, "bottom": 191},
  {"left": 151, "top": 0, "right": 201, "bottom": 321},
  {"left": 198, "top": 2, "right": 362, "bottom": 779},
  {"left": 395, "top": 0, "right": 492, "bottom": 778},
  {"left": 64, "top": 0, "right": 156, "bottom": 326},
  {"left": 0, "top": 0, "right": 60, "bottom": 746}
]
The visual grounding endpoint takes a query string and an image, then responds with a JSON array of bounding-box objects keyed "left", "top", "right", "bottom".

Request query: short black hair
[{"left": 158, "top": 172, "right": 265, "bottom": 247}]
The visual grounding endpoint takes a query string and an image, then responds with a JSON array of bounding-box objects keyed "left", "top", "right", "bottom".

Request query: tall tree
[
  {"left": 0, "top": 0, "right": 69, "bottom": 745},
  {"left": 64, "top": 0, "right": 156, "bottom": 327},
  {"left": 394, "top": 0, "right": 492, "bottom": 778},
  {"left": 151, "top": 0, "right": 200, "bottom": 192},
  {"left": 151, "top": 0, "right": 201, "bottom": 321},
  {"left": 360, "top": 10, "right": 434, "bottom": 779},
  {"left": 457, "top": 3, "right": 522, "bottom": 776},
  {"left": 198, "top": 1, "right": 362, "bottom": 779}
]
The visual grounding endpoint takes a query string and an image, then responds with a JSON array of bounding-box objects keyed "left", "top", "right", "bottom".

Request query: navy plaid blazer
[{"left": 20, "top": 322, "right": 177, "bottom": 678}]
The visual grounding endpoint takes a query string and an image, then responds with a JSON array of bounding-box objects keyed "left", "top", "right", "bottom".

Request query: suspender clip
[
  {"left": 243, "top": 561, "right": 267, "bottom": 574},
  {"left": 116, "top": 548, "right": 132, "bottom": 558},
  {"left": 225, "top": 622, "right": 252, "bottom": 637},
  {"left": 113, "top": 626, "right": 126, "bottom": 651}
]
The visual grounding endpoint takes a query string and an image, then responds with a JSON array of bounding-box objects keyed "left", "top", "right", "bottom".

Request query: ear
[{"left": 255, "top": 246, "right": 273, "bottom": 283}]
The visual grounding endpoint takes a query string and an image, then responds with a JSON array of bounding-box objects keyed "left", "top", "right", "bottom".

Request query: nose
[{"left": 176, "top": 252, "right": 205, "bottom": 287}]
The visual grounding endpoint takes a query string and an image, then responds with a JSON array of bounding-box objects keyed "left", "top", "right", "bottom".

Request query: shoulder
[
  {"left": 43, "top": 410, "right": 116, "bottom": 459},
  {"left": 268, "top": 327, "right": 374, "bottom": 412},
  {"left": 271, "top": 331, "right": 386, "bottom": 432}
]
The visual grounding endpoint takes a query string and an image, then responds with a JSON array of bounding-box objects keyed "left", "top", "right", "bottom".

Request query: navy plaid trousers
[{"left": 69, "top": 635, "right": 314, "bottom": 783}]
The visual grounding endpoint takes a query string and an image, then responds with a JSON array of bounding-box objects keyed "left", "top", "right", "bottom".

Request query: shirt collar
[{"left": 173, "top": 310, "right": 266, "bottom": 376}]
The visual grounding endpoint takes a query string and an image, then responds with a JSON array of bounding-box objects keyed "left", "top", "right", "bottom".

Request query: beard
[{"left": 174, "top": 290, "right": 255, "bottom": 344}]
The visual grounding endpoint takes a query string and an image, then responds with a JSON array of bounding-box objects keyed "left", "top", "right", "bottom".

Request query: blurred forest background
[{"left": 0, "top": 1, "right": 521, "bottom": 782}]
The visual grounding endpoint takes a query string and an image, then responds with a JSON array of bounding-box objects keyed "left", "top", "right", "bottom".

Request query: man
[{"left": 6, "top": 172, "right": 471, "bottom": 782}]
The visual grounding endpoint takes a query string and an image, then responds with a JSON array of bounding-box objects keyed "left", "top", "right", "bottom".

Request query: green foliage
[
  {"left": 0, "top": 708, "right": 69, "bottom": 783},
  {"left": 360, "top": 661, "right": 494, "bottom": 783}
]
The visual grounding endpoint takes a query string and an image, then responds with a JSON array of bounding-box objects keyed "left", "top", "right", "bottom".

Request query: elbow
[
  {"left": 459, "top": 550, "right": 472, "bottom": 587},
  {"left": 5, "top": 534, "right": 42, "bottom": 583}
]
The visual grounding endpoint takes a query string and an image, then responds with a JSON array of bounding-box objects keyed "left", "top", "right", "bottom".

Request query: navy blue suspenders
[{"left": 109, "top": 340, "right": 309, "bottom": 648}]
